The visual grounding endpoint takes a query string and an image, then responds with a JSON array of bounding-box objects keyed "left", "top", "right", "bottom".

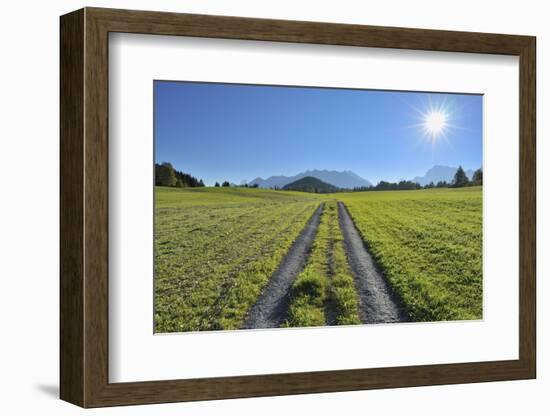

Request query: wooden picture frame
[{"left": 60, "top": 7, "right": 536, "bottom": 408}]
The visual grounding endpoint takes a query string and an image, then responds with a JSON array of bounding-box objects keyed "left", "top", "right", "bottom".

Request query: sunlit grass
[
  {"left": 286, "top": 201, "right": 360, "bottom": 327},
  {"left": 154, "top": 187, "right": 321, "bottom": 332},
  {"left": 339, "top": 187, "right": 482, "bottom": 321}
]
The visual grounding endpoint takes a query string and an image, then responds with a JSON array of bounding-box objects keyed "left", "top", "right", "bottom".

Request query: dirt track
[
  {"left": 242, "top": 204, "right": 324, "bottom": 329},
  {"left": 337, "top": 202, "right": 409, "bottom": 324}
]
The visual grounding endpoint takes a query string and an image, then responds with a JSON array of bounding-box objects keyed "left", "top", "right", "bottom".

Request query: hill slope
[{"left": 282, "top": 176, "right": 339, "bottom": 193}]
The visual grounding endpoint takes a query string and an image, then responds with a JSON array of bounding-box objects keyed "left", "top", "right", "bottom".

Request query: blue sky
[{"left": 154, "top": 81, "right": 482, "bottom": 186}]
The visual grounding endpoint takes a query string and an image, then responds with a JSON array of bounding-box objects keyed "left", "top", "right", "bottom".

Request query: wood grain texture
[
  {"left": 83, "top": 10, "right": 110, "bottom": 406},
  {"left": 59, "top": 8, "right": 84, "bottom": 407},
  {"left": 59, "top": 7, "right": 537, "bottom": 408},
  {"left": 518, "top": 38, "right": 536, "bottom": 376},
  {"left": 88, "top": 7, "right": 532, "bottom": 54}
]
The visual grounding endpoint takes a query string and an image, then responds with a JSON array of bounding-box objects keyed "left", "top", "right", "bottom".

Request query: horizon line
[{"left": 155, "top": 161, "right": 482, "bottom": 186}]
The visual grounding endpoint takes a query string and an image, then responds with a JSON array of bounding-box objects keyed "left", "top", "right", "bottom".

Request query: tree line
[
  {"left": 155, "top": 162, "right": 482, "bottom": 191},
  {"left": 155, "top": 162, "right": 205, "bottom": 187},
  {"left": 352, "top": 166, "right": 482, "bottom": 192},
  {"left": 211, "top": 181, "right": 260, "bottom": 188}
]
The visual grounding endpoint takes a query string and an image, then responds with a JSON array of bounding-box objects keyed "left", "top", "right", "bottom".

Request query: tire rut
[
  {"left": 337, "top": 202, "right": 409, "bottom": 324},
  {"left": 242, "top": 204, "right": 324, "bottom": 329}
]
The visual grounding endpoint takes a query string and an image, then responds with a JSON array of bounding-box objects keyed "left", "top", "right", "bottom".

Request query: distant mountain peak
[{"left": 412, "top": 165, "right": 477, "bottom": 186}]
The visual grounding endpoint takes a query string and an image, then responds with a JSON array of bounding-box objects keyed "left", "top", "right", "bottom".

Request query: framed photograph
[{"left": 60, "top": 7, "right": 536, "bottom": 408}]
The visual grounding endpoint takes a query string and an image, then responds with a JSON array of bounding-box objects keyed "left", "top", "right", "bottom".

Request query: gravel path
[
  {"left": 242, "top": 204, "right": 324, "bottom": 329},
  {"left": 337, "top": 202, "right": 409, "bottom": 324}
]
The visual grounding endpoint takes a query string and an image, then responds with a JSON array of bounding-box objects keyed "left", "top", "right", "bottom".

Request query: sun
[
  {"left": 406, "top": 95, "right": 459, "bottom": 147},
  {"left": 423, "top": 110, "right": 448, "bottom": 139}
]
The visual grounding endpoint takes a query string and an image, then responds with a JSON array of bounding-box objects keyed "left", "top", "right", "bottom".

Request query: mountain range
[
  {"left": 248, "top": 169, "right": 371, "bottom": 189},
  {"left": 411, "top": 165, "right": 476, "bottom": 186},
  {"left": 246, "top": 165, "right": 478, "bottom": 190}
]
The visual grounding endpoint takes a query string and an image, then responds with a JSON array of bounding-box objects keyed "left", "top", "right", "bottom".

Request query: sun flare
[
  {"left": 423, "top": 110, "right": 448, "bottom": 138},
  {"left": 411, "top": 95, "right": 457, "bottom": 145}
]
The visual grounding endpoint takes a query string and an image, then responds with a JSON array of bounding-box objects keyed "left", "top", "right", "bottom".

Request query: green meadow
[
  {"left": 339, "top": 187, "right": 482, "bottom": 322},
  {"left": 154, "top": 186, "right": 482, "bottom": 332},
  {"left": 154, "top": 187, "right": 322, "bottom": 332}
]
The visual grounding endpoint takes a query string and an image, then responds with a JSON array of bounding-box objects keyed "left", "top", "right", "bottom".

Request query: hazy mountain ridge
[
  {"left": 412, "top": 165, "right": 476, "bottom": 186},
  {"left": 249, "top": 169, "right": 371, "bottom": 189}
]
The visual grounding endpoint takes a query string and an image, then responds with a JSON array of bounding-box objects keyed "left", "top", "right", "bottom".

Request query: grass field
[
  {"left": 155, "top": 185, "right": 482, "bottom": 332},
  {"left": 285, "top": 201, "right": 361, "bottom": 327},
  {"left": 339, "top": 187, "right": 483, "bottom": 321},
  {"left": 154, "top": 187, "right": 322, "bottom": 332}
]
